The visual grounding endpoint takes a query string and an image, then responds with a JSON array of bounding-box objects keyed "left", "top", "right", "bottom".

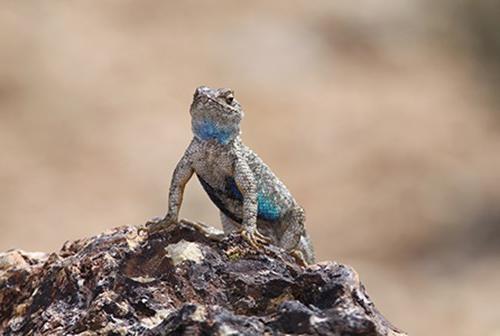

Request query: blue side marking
[
  {"left": 227, "top": 177, "right": 280, "bottom": 221},
  {"left": 257, "top": 192, "right": 281, "bottom": 221},
  {"left": 197, "top": 174, "right": 281, "bottom": 223},
  {"left": 193, "top": 120, "right": 233, "bottom": 144}
]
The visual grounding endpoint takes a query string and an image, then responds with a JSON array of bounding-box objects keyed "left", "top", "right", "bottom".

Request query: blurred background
[{"left": 1, "top": 1, "right": 499, "bottom": 334}]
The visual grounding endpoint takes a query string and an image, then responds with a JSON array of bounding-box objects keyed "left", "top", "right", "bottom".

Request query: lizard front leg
[
  {"left": 234, "top": 159, "right": 271, "bottom": 248},
  {"left": 147, "top": 153, "right": 194, "bottom": 234}
]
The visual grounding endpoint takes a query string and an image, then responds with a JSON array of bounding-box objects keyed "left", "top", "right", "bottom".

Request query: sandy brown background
[{"left": 1, "top": 1, "right": 500, "bottom": 335}]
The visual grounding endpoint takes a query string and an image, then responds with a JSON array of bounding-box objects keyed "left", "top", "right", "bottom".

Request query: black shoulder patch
[{"left": 196, "top": 174, "right": 243, "bottom": 224}]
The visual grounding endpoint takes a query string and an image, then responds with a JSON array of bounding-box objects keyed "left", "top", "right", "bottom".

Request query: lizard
[{"left": 147, "top": 86, "right": 315, "bottom": 264}]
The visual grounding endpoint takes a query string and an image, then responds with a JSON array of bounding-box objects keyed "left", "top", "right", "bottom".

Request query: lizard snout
[{"left": 194, "top": 86, "right": 210, "bottom": 98}]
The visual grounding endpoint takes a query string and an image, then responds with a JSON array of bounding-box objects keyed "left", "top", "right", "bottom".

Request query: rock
[{"left": 0, "top": 219, "right": 406, "bottom": 335}]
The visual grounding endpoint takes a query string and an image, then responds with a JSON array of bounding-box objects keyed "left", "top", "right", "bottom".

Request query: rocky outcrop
[{"left": 0, "top": 219, "right": 406, "bottom": 335}]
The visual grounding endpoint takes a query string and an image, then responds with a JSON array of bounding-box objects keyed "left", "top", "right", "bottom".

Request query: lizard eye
[{"left": 225, "top": 94, "right": 234, "bottom": 105}]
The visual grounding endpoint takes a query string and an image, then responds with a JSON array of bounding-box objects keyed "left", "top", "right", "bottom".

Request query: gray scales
[{"left": 147, "top": 86, "right": 315, "bottom": 264}]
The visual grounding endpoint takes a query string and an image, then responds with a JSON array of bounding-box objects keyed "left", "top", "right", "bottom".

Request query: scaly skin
[{"left": 148, "top": 86, "right": 315, "bottom": 264}]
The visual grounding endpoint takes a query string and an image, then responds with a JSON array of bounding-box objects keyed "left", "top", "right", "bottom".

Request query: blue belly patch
[{"left": 193, "top": 120, "right": 233, "bottom": 144}]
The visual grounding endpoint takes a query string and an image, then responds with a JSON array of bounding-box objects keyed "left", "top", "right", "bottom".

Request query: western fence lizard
[{"left": 147, "top": 86, "right": 315, "bottom": 264}]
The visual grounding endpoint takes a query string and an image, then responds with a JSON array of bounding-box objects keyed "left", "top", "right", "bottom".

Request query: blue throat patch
[{"left": 193, "top": 119, "right": 235, "bottom": 144}]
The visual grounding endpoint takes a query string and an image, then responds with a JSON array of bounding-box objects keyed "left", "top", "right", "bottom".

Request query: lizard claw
[
  {"left": 254, "top": 229, "right": 272, "bottom": 243},
  {"left": 239, "top": 227, "right": 271, "bottom": 250},
  {"left": 290, "top": 249, "right": 309, "bottom": 267}
]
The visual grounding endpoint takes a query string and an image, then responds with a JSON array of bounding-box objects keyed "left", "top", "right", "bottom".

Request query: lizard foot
[{"left": 239, "top": 228, "right": 271, "bottom": 250}]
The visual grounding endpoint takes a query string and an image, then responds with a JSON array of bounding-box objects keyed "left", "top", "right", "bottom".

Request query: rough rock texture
[{"left": 0, "top": 220, "right": 406, "bottom": 335}]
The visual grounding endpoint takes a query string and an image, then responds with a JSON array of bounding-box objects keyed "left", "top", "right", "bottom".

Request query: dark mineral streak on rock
[{"left": 0, "top": 221, "right": 406, "bottom": 335}]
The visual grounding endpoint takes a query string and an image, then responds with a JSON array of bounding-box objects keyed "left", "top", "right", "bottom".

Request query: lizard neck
[{"left": 192, "top": 118, "right": 240, "bottom": 145}]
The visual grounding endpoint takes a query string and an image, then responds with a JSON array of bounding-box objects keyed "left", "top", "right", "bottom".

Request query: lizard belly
[{"left": 196, "top": 174, "right": 282, "bottom": 223}]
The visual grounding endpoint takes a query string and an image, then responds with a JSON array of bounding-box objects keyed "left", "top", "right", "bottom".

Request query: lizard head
[{"left": 190, "top": 86, "right": 244, "bottom": 145}]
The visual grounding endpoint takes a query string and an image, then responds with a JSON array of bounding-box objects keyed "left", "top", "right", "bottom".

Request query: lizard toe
[
  {"left": 239, "top": 228, "right": 270, "bottom": 249},
  {"left": 254, "top": 230, "right": 272, "bottom": 244}
]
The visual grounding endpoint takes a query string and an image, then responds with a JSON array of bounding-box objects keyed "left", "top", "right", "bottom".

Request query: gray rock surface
[{"left": 0, "top": 220, "right": 406, "bottom": 335}]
